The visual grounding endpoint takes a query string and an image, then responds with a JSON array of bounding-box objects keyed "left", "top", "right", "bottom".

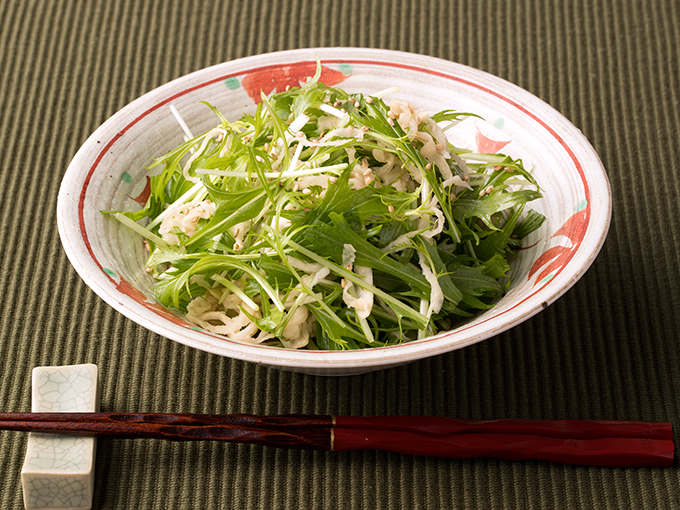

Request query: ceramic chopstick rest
[{"left": 21, "top": 364, "right": 100, "bottom": 510}]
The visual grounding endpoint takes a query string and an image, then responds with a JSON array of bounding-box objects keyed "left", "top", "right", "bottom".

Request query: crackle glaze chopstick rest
[{"left": 21, "top": 364, "right": 99, "bottom": 510}]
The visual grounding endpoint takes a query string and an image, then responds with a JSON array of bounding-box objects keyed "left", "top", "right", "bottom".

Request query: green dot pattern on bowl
[
  {"left": 225, "top": 77, "right": 241, "bottom": 90},
  {"left": 338, "top": 63, "right": 353, "bottom": 76}
]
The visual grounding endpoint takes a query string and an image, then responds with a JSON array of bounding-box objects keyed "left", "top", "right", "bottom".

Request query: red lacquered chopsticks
[{"left": 0, "top": 412, "right": 673, "bottom": 467}]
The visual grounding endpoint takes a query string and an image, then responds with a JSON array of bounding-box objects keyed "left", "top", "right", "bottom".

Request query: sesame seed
[
  {"left": 145, "top": 267, "right": 153, "bottom": 273},
  {"left": 486, "top": 185, "right": 494, "bottom": 193},
  {"left": 271, "top": 153, "right": 278, "bottom": 161},
  {"left": 302, "top": 188, "right": 311, "bottom": 194},
  {"left": 363, "top": 168, "right": 372, "bottom": 177},
  {"left": 264, "top": 143, "right": 270, "bottom": 152},
  {"left": 361, "top": 125, "right": 369, "bottom": 132},
  {"left": 463, "top": 175, "right": 470, "bottom": 181},
  {"left": 479, "top": 189, "right": 486, "bottom": 197},
  {"left": 388, "top": 118, "right": 394, "bottom": 126},
  {"left": 285, "top": 85, "right": 290, "bottom": 91},
  {"left": 340, "top": 108, "right": 346, "bottom": 113},
  {"left": 388, "top": 111, "right": 395, "bottom": 119},
  {"left": 341, "top": 279, "right": 346, "bottom": 289},
  {"left": 494, "top": 165, "right": 503, "bottom": 171},
  {"left": 255, "top": 155, "right": 263, "bottom": 163},
  {"left": 366, "top": 97, "right": 374, "bottom": 104},
  {"left": 329, "top": 176, "right": 337, "bottom": 184},
  {"left": 425, "top": 162, "right": 432, "bottom": 170},
  {"left": 293, "top": 183, "right": 299, "bottom": 192},
  {"left": 234, "top": 227, "right": 240, "bottom": 237},
  {"left": 435, "top": 144, "right": 443, "bottom": 151},
  {"left": 295, "top": 131, "right": 304, "bottom": 138},
  {"left": 365, "top": 176, "right": 373, "bottom": 185},
  {"left": 388, "top": 205, "right": 395, "bottom": 213}
]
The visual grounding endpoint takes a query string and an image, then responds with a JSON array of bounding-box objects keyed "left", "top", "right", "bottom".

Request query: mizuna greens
[{"left": 108, "top": 64, "right": 544, "bottom": 350}]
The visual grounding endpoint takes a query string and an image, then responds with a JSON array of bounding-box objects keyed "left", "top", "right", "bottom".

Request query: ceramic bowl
[{"left": 57, "top": 48, "right": 611, "bottom": 375}]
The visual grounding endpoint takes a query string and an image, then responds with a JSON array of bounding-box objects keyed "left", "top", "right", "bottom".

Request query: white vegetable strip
[
  {"left": 342, "top": 244, "right": 357, "bottom": 268},
  {"left": 284, "top": 113, "right": 310, "bottom": 147},
  {"left": 288, "top": 140, "right": 305, "bottom": 173},
  {"left": 373, "top": 85, "right": 401, "bottom": 99},
  {"left": 195, "top": 163, "right": 347, "bottom": 179},
  {"left": 289, "top": 257, "right": 325, "bottom": 274},
  {"left": 169, "top": 104, "right": 194, "bottom": 141},
  {"left": 342, "top": 265, "right": 374, "bottom": 319},
  {"left": 418, "top": 252, "right": 444, "bottom": 314},
  {"left": 319, "top": 103, "right": 345, "bottom": 118}
]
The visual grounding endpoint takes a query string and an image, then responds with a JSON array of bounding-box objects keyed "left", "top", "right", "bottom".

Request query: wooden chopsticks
[{"left": 0, "top": 412, "right": 673, "bottom": 467}]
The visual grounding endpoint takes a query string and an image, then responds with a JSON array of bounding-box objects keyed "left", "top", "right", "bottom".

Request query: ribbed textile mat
[{"left": 1, "top": 0, "right": 679, "bottom": 508}]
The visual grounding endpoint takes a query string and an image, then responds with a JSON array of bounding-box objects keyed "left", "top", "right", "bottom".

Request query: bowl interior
[{"left": 58, "top": 49, "right": 611, "bottom": 374}]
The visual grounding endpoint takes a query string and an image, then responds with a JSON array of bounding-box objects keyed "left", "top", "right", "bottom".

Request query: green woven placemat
[{"left": 1, "top": 0, "right": 679, "bottom": 508}]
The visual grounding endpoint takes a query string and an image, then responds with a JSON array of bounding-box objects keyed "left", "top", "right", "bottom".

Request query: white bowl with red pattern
[{"left": 57, "top": 48, "right": 611, "bottom": 375}]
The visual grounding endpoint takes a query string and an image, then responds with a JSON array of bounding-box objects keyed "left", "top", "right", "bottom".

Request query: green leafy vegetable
[{"left": 107, "top": 63, "right": 545, "bottom": 350}]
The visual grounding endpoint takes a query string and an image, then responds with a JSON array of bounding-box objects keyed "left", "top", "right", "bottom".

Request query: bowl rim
[{"left": 57, "top": 47, "right": 612, "bottom": 370}]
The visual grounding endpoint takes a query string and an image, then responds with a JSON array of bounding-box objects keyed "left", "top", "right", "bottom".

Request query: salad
[{"left": 108, "top": 62, "right": 544, "bottom": 350}]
